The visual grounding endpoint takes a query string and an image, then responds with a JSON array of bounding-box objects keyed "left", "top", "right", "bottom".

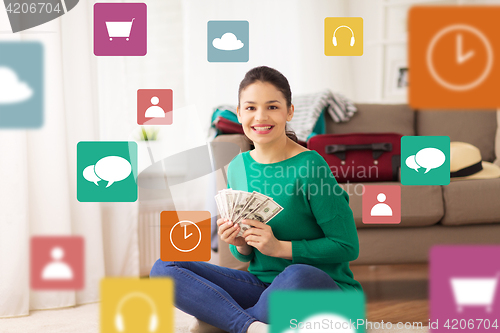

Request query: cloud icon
[
  {"left": 0, "top": 67, "right": 33, "bottom": 104},
  {"left": 212, "top": 32, "right": 244, "bottom": 51},
  {"left": 83, "top": 156, "right": 132, "bottom": 188}
]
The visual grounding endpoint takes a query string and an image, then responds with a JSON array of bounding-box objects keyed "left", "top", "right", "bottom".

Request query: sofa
[{"left": 213, "top": 104, "right": 500, "bottom": 269}]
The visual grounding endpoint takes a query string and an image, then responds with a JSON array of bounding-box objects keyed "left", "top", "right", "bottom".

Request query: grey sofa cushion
[
  {"left": 416, "top": 110, "right": 497, "bottom": 162},
  {"left": 354, "top": 224, "right": 500, "bottom": 265},
  {"left": 441, "top": 178, "right": 500, "bottom": 226},
  {"left": 326, "top": 104, "right": 415, "bottom": 136},
  {"left": 339, "top": 182, "right": 443, "bottom": 229}
]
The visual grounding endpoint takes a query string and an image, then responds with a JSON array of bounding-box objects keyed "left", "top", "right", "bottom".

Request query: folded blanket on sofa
[{"left": 289, "top": 89, "right": 357, "bottom": 142}]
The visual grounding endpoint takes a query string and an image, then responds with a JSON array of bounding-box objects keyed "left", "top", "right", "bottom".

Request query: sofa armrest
[{"left": 212, "top": 134, "right": 251, "bottom": 152}]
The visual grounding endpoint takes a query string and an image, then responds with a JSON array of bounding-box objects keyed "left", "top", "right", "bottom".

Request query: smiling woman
[
  {"left": 150, "top": 66, "right": 362, "bottom": 333},
  {"left": 236, "top": 66, "right": 299, "bottom": 149}
]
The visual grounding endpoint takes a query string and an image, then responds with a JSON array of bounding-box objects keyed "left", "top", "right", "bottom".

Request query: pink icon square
[
  {"left": 31, "top": 236, "right": 84, "bottom": 290},
  {"left": 430, "top": 246, "right": 500, "bottom": 333},
  {"left": 93, "top": 3, "right": 147, "bottom": 56},
  {"left": 137, "top": 89, "right": 173, "bottom": 125},
  {"left": 362, "top": 185, "right": 401, "bottom": 224}
]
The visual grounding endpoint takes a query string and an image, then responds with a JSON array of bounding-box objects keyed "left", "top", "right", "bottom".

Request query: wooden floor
[{"left": 350, "top": 264, "right": 429, "bottom": 325}]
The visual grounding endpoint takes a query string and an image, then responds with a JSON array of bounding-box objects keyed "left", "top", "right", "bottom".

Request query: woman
[{"left": 150, "top": 66, "right": 362, "bottom": 333}]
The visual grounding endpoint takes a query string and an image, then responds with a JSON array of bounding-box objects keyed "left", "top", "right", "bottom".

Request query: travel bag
[
  {"left": 213, "top": 116, "right": 245, "bottom": 135},
  {"left": 307, "top": 133, "right": 403, "bottom": 183}
]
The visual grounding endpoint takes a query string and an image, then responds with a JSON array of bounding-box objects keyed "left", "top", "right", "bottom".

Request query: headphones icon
[
  {"left": 115, "top": 292, "right": 159, "bottom": 332},
  {"left": 332, "top": 25, "right": 355, "bottom": 46}
]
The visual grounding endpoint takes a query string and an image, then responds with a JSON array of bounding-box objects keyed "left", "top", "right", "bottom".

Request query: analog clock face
[
  {"left": 426, "top": 24, "right": 493, "bottom": 91},
  {"left": 169, "top": 220, "right": 202, "bottom": 253}
]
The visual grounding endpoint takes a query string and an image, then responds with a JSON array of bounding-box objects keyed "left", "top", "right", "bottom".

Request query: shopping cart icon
[
  {"left": 450, "top": 272, "right": 499, "bottom": 313},
  {"left": 105, "top": 18, "right": 135, "bottom": 41}
]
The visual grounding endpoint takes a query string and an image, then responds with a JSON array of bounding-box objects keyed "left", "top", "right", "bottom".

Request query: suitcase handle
[{"left": 325, "top": 142, "right": 393, "bottom": 160}]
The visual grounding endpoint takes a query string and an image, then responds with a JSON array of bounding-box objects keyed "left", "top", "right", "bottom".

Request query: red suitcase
[
  {"left": 307, "top": 133, "right": 402, "bottom": 183},
  {"left": 214, "top": 116, "right": 245, "bottom": 135}
]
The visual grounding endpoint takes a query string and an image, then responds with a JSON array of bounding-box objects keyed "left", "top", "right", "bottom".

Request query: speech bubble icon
[
  {"left": 405, "top": 155, "right": 420, "bottom": 172},
  {"left": 83, "top": 165, "right": 102, "bottom": 186},
  {"left": 416, "top": 147, "right": 445, "bottom": 174},
  {"left": 94, "top": 156, "right": 132, "bottom": 188}
]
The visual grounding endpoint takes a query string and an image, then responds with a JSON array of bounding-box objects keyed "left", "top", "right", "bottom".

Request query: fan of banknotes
[{"left": 215, "top": 189, "right": 283, "bottom": 237}]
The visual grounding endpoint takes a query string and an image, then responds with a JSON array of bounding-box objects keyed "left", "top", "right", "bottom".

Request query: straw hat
[{"left": 450, "top": 142, "right": 500, "bottom": 180}]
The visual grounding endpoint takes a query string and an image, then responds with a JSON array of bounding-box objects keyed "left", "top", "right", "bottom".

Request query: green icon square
[
  {"left": 401, "top": 136, "right": 450, "bottom": 185},
  {"left": 77, "top": 141, "right": 137, "bottom": 202},
  {"left": 270, "top": 290, "right": 365, "bottom": 333}
]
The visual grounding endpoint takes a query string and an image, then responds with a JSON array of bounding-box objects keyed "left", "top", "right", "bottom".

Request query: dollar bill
[
  {"left": 214, "top": 189, "right": 284, "bottom": 237},
  {"left": 245, "top": 199, "right": 283, "bottom": 224},
  {"left": 233, "top": 192, "right": 271, "bottom": 236},
  {"left": 224, "top": 189, "right": 234, "bottom": 219},
  {"left": 233, "top": 191, "right": 269, "bottom": 224},
  {"left": 231, "top": 191, "right": 252, "bottom": 222},
  {"left": 218, "top": 189, "right": 231, "bottom": 220},
  {"left": 214, "top": 194, "right": 226, "bottom": 220},
  {"left": 226, "top": 191, "right": 235, "bottom": 219}
]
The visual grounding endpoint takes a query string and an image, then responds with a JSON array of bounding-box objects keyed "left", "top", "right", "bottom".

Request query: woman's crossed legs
[{"left": 150, "top": 260, "right": 340, "bottom": 333}]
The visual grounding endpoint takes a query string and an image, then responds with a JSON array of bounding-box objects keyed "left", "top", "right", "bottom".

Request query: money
[
  {"left": 214, "top": 194, "right": 226, "bottom": 220},
  {"left": 231, "top": 191, "right": 252, "bottom": 222},
  {"left": 215, "top": 190, "right": 283, "bottom": 237},
  {"left": 234, "top": 192, "right": 269, "bottom": 224},
  {"left": 244, "top": 199, "right": 283, "bottom": 224}
]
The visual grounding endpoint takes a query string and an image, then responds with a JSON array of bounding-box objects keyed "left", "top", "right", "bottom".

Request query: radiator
[{"left": 138, "top": 203, "right": 164, "bottom": 277}]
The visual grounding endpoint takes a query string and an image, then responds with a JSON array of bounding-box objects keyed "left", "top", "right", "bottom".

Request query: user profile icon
[
  {"left": 137, "top": 89, "right": 173, "bottom": 125},
  {"left": 362, "top": 185, "right": 401, "bottom": 224},
  {"left": 31, "top": 236, "right": 84, "bottom": 290}
]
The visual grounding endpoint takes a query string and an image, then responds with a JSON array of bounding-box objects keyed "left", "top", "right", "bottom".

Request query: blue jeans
[{"left": 150, "top": 260, "right": 341, "bottom": 333}]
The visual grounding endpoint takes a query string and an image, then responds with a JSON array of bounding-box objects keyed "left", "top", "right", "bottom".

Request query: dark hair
[{"left": 238, "top": 66, "right": 298, "bottom": 143}]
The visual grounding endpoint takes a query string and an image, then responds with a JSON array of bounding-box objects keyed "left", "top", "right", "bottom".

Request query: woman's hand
[
  {"left": 217, "top": 218, "right": 247, "bottom": 247},
  {"left": 242, "top": 219, "right": 285, "bottom": 257}
]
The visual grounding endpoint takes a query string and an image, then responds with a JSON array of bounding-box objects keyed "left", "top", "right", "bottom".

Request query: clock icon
[
  {"left": 426, "top": 24, "right": 493, "bottom": 91},
  {"left": 169, "top": 220, "right": 202, "bottom": 253}
]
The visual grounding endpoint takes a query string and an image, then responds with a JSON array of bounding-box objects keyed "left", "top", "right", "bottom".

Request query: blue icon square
[
  {"left": 0, "top": 42, "right": 43, "bottom": 128},
  {"left": 208, "top": 21, "right": 249, "bottom": 62}
]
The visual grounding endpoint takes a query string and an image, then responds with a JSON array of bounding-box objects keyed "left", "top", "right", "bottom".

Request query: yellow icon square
[
  {"left": 101, "top": 278, "right": 174, "bottom": 333},
  {"left": 325, "top": 17, "right": 363, "bottom": 56}
]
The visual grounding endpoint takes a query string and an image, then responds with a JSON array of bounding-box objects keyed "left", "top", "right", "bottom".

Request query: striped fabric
[{"left": 289, "top": 89, "right": 357, "bottom": 142}]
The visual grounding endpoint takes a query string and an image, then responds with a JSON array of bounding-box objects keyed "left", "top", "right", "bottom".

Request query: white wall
[
  {"left": 96, "top": 0, "right": 186, "bottom": 143},
  {"left": 348, "top": 0, "right": 385, "bottom": 103},
  {"left": 182, "top": 0, "right": 352, "bottom": 139}
]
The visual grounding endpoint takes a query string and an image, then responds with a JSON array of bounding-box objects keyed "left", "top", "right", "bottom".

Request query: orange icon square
[
  {"left": 409, "top": 6, "right": 500, "bottom": 109},
  {"left": 160, "top": 211, "right": 211, "bottom": 261}
]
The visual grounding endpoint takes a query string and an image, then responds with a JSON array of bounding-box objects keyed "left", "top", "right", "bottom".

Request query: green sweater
[{"left": 227, "top": 150, "right": 363, "bottom": 292}]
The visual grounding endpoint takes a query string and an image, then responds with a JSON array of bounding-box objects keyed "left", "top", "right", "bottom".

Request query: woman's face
[{"left": 237, "top": 81, "right": 293, "bottom": 146}]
